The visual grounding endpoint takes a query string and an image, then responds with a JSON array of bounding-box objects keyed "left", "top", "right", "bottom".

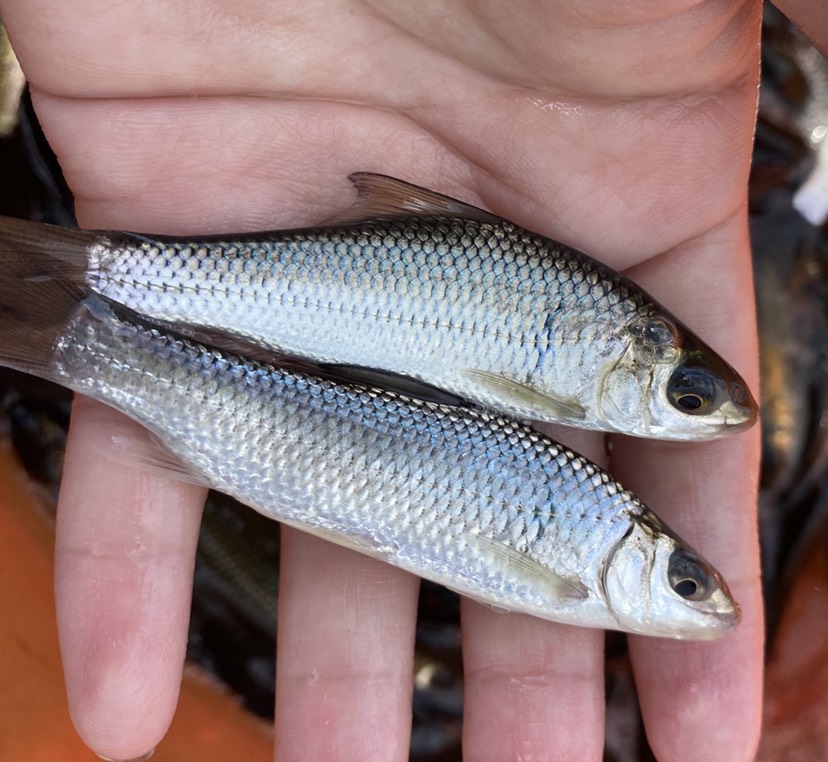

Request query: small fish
[
  {"left": 0, "top": 174, "right": 757, "bottom": 439},
  {"left": 0, "top": 268, "right": 739, "bottom": 639}
]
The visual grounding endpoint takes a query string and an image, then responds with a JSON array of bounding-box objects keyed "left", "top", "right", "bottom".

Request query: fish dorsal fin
[
  {"left": 462, "top": 368, "right": 586, "bottom": 422},
  {"left": 164, "top": 322, "right": 295, "bottom": 366},
  {"left": 106, "top": 308, "right": 473, "bottom": 407},
  {"left": 327, "top": 173, "right": 501, "bottom": 225},
  {"left": 110, "top": 308, "right": 296, "bottom": 367},
  {"left": 467, "top": 534, "right": 589, "bottom": 602}
]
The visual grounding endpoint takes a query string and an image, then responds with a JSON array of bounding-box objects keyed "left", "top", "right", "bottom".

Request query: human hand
[{"left": 0, "top": 1, "right": 781, "bottom": 759}]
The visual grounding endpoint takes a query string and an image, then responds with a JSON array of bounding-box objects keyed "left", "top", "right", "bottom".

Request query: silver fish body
[
  {"left": 0, "top": 174, "right": 758, "bottom": 439},
  {"left": 0, "top": 279, "right": 739, "bottom": 638}
]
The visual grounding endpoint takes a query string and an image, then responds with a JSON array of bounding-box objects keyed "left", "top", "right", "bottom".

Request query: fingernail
[{"left": 96, "top": 748, "right": 156, "bottom": 762}]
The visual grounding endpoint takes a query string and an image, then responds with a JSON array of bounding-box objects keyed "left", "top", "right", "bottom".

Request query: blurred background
[{"left": 0, "top": 6, "right": 826, "bottom": 759}]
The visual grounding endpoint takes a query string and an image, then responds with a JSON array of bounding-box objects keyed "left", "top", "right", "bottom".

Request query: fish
[
  {"left": 0, "top": 267, "right": 739, "bottom": 639},
  {"left": 0, "top": 174, "right": 757, "bottom": 440}
]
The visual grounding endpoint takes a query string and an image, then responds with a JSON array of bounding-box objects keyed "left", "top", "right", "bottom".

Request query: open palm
[{"left": 1, "top": 1, "right": 765, "bottom": 760}]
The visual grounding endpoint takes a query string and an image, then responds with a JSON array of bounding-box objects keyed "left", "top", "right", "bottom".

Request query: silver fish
[
  {"left": 0, "top": 274, "right": 739, "bottom": 639},
  {"left": 0, "top": 174, "right": 757, "bottom": 440}
]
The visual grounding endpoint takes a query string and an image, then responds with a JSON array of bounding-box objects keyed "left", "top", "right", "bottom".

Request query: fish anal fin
[
  {"left": 468, "top": 534, "right": 588, "bottom": 602},
  {"left": 463, "top": 368, "right": 586, "bottom": 421},
  {"left": 325, "top": 173, "right": 500, "bottom": 225},
  {"left": 102, "top": 425, "right": 213, "bottom": 488},
  {"left": 291, "top": 524, "right": 380, "bottom": 557}
]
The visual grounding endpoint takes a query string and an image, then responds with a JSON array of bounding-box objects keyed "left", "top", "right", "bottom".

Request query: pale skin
[{"left": 0, "top": 1, "right": 821, "bottom": 760}]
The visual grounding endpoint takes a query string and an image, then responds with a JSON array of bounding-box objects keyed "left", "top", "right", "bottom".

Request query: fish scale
[
  {"left": 0, "top": 174, "right": 756, "bottom": 437},
  {"left": 0, "top": 252, "right": 739, "bottom": 638},
  {"left": 87, "top": 215, "right": 642, "bottom": 412},
  {"left": 52, "top": 296, "right": 629, "bottom": 622}
]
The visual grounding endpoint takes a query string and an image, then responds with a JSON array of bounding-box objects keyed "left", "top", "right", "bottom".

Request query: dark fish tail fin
[
  {"left": 0, "top": 223, "right": 88, "bottom": 379},
  {"left": 0, "top": 214, "right": 94, "bottom": 283}
]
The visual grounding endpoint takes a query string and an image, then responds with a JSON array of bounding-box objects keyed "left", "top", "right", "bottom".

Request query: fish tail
[
  {"left": 0, "top": 218, "right": 89, "bottom": 379},
  {"left": 0, "top": 214, "right": 94, "bottom": 283}
]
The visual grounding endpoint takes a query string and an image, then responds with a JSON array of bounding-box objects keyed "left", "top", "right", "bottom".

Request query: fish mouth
[
  {"left": 721, "top": 405, "right": 759, "bottom": 431},
  {"left": 716, "top": 598, "right": 742, "bottom": 628},
  {"left": 672, "top": 547, "right": 742, "bottom": 639},
  {"left": 668, "top": 332, "right": 759, "bottom": 428},
  {"left": 722, "top": 377, "right": 759, "bottom": 426},
  {"left": 679, "top": 595, "right": 741, "bottom": 640}
]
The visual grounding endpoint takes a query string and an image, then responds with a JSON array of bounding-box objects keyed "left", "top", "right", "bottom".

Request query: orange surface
[
  {"left": 0, "top": 440, "right": 272, "bottom": 760},
  {"left": 759, "top": 516, "right": 828, "bottom": 761}
]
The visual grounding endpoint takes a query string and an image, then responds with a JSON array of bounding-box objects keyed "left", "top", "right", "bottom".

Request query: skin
[{"left": 0, "top": 0, "right": 818, "bottom": 759}]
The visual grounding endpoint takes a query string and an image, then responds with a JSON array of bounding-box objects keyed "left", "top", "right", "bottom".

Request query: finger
[
  {"left": 613, "top": 222, "right": 763, "bottom": 761},
  {"left": 622, "top": 435, "right": 763, "bottom": 761},
  {"left": 55, "top": 397, "right": 207, "bottom": 761},
  {"left": 461, "top": 428, "right": 607, "bottom": 761},
  {"left": 462, "top": 606, "right": 605, "bottom": 761},
  {"left": 274, "top": 528, "right": 420, "bottom": 762}
]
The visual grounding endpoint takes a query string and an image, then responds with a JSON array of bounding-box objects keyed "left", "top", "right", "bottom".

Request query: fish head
[
  {"left": 601, "top": 514, "right": 740, "bottom": 639},
  {"left": 599, "top": 314, "right": 758, "bottom": 439}
]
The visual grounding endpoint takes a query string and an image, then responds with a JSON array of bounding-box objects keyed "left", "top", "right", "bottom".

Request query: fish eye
[
  {"left": 667, "top": 367, "right": 719, "bottom": 415},
  {"left": 675, "top": 393, "right": 703, "bottom": 411},
  {"left": 673, "top": 578, "right": 699, "bottom": 597},
  {"left": 668, "top": 548, "right": 714, "bottom": 602}
]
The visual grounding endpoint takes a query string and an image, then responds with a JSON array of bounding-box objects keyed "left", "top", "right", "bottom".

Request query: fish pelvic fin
[
  {"left": 0, "top": 224, "right": 88, "bottom": 379},
  {"left": 326, "top": 173, "right": 501, "bottom": 225},
  {"left": 462, "top": 368, "right": 586, "bottom": 422}
]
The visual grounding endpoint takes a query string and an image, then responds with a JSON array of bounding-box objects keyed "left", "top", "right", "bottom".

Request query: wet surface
[{"left": 2, "top": 9, "right": 828, "bottom": 759}]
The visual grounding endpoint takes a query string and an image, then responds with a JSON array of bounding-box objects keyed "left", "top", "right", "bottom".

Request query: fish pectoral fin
[
  {"left": 462, "top": 369, "right": 586, "bottom": 421},
  {"left": 101, "top": 425, "right": 213, "bottom": 488},
  {"left": 467, "top": 534, "right": 589, "bottom": 602},
  {"left": 325, "top": 173, "right": 501, "bottom": 225},
  {"left": 319, "top": 364, "right": 471, "bottom": 406}
]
